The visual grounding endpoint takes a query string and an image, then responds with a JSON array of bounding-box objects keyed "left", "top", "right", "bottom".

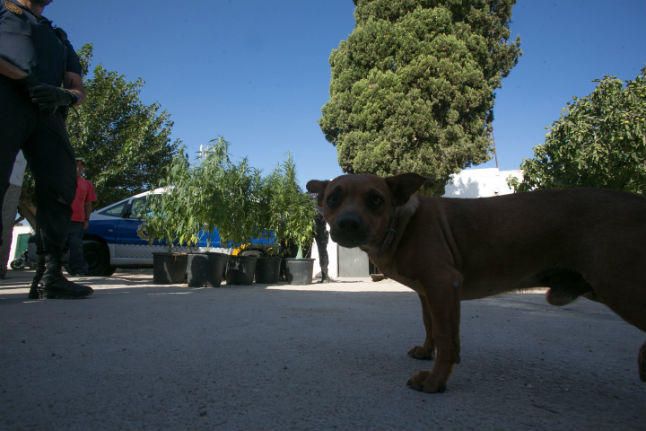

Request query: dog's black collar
[
  {"left": 377, "top": 195, "right": 419, "bottom": 256},
  {"left": 379, "top": 214, "right": 398, "bottom": 255}
]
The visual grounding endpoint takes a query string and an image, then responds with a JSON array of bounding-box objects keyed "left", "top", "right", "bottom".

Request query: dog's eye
[
  {"left": 327, "top": 189, "right": 342, "bottom": 209},
  {"left": 366, "top": 193, "right": 384, "bottom": 210}
]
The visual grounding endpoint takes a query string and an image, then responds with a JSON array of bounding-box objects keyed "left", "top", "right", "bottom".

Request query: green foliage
[
  {"left": 192, "top": 137, "right": 231, "bottom": 247},
  {"left": 216, "top": 157, "right": 264, "bottom": 246},
  {"left": 321, "top": 0, "right": 520, "bottom": 193},
  {"left": 191, "top": 137, "right": 263, "bottom": 246},
  {"left": 143, "top": 149, "right": 197, "bottom": 252},
  {"left": 66, "top": 44, "right": 179, "bottom": 208},
  {"left": 516, "top": 68, "right": 646, "bottom": 195},
  {"left": 264, "top": 155, "right": 316, "bottom": 251},
  {"left": 144, "top": 138, "right": 314, "bottom": 253}
]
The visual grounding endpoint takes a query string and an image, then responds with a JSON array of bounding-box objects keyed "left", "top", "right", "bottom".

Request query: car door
[{"left": 112, "top": 195, "right": 164, "bottom": 265}]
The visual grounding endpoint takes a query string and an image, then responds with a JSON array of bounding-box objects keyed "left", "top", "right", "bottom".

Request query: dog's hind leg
[
  {"left": 640, "top": 342, "right": 646, "bottom": 382},
  {"left": 408, "top": 293, "right": 435, "bottom": 360}
]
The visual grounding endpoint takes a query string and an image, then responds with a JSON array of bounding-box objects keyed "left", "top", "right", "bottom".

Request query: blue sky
[{"left": 47, "top": 0, "right": 646, "bottom": 188}]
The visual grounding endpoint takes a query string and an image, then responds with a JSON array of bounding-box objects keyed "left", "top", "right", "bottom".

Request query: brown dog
[{"left": 306, "top": 173, "right": 646, "bottom": 393}]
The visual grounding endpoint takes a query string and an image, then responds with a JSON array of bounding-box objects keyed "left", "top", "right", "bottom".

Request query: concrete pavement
[{"left": 1, "top": 270, "right": 644, "bottom": 430}]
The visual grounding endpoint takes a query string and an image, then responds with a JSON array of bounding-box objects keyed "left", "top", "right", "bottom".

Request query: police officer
[
  {"left": 313, "top": 211, "right": 330, "bottom": 282},
  {"left": 0, "top": 0, "right": 92, "bottom": 298},
  {"left": 308, "top": 193, "right": 331, "bottom": 283}
]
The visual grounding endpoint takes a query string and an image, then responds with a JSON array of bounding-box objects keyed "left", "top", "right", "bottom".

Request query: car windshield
[
  {"left": 129, "top": 196, "right": 149, "bottom": 219},
  {"left": 101, "top": 202, "right": 127, "bottom": 218}
]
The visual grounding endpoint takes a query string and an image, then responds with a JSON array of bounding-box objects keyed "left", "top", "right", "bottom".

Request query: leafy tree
[
  {"left": 67, "top": 44, "right": 179, "bottom": 208},
  {"left": 514, "top": 68, "right": 646, "bottom": 195},
  {"left": 320, "top": 0, "right": 520, "bottom": 193}
]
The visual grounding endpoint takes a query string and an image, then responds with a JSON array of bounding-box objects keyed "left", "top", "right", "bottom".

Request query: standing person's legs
[
  {"left": 22, "top": 112, "right": 92, "bottom": 298},
  {"left": 28, "top": 232, "right": 46, "bottom": 299},
  {"left": 0, "top": 82, "right": 33, "bottom": 248},
  {"left": 314, "top": 213, "right": 330, "bottom": 282},
  {"left": 25, "top": 112, "right": 76, "bottom": 257},
  {"left": 0, "top": 185, "right": 22, "bottom": 277},
  {"left": 66, "top": 221, "right": 87, "bottom": 275}
]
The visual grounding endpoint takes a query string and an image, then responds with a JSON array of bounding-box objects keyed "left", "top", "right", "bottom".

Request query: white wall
[
  {"left": 444, "top": 168, "right": 522, "bottom": 198},
  {"left": 310, "top": 230, "right": 338, "bottom": 279}
]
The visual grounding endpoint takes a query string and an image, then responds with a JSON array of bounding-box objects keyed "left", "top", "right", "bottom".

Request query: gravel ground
[{"left": 1, "top": 270, "right": 644, "bottom": 431}]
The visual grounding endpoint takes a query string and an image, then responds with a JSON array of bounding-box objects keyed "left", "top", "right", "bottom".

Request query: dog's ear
[
  {"left": 306, "top": 179, "right": 330, "bottom": 206},
  {"left": 385, "top": 173, "right": 428, "bottom": 206}
]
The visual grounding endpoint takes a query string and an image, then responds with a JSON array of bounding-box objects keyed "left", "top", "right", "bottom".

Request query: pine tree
[{"left": 320, "top": 0, "right": 520, "bottom": 193}]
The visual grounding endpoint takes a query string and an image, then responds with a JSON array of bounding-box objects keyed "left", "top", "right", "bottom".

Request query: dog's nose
[{"left": 336, "top": 212, "right": 362, "bottom": 234}]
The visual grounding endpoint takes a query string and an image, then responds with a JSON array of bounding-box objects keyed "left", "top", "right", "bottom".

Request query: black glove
[{"left": 28, "top": 83, "right": 78, "bottom": 111}]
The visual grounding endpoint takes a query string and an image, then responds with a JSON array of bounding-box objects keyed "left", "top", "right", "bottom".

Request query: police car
[
  {"left": 84, "top": 189, "right": 264, "bottom": 276},
  {"left": 83, "top": 189, "right": 165, "bottom": 275}
]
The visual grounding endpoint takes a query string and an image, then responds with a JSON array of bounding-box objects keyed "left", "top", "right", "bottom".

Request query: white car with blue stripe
[{"left": 84, "top": 189, "right": 265, "bottom": 276}]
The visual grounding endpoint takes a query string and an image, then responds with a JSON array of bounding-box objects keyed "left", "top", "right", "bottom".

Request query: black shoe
[
  {"left": 44, "top": 277, "right": 93, "bottom": 299},
  {"left": 28, "top": 283, "right": 43, "bottom": 299},
  {"left": 28, "top": 255, "right": 46, "bottom": 299},
  {"left": 319, "top": 272, "right": 334, "bottom": 283},
  {"left": 42, "top": 254, "right": 93, "bottom": 299}
]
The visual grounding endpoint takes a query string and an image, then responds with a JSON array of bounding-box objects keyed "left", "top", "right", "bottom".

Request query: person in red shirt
[{"left": 67, "top": 157, "right": 96, "bottom": 275}]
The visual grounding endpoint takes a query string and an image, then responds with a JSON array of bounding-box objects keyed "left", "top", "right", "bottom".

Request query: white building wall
[
  {"left": 310, "top": 232, "right": 338, "bottom": 279},
  {"left": 444, "top": 168, "right": 523, "bottom": 198}
]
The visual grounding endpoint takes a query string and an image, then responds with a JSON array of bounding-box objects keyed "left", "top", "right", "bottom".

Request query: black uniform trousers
[
  {"left": 0, "top": 78, "right": 76, "bottom": 256},
  {"left": 314, "top": 212, "right": 329, "bottom": 274}
]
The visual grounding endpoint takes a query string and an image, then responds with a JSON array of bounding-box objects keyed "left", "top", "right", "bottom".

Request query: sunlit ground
[{"left": 1, "top": 269, "right": 548, "bottom": 295}]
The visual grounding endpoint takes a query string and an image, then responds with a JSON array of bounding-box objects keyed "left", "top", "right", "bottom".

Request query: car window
[
  {"left": 101, "top": 201, "right": 127, "bottom": 218},
  {"left": 129, "top": 197, "right": 149, "bottom": 220}
]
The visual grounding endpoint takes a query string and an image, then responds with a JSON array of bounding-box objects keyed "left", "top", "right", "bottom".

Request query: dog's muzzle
[{"left": 330, "top": 211, "right": 369, "bottom": 248}]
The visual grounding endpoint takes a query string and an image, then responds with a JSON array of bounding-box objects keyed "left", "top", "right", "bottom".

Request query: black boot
[
  {"left": 319, "top": 269, "right": 333, "bottom": 283},
  {"left": 28, "top": 254, "right": 46, "bottom": 299},
  {"left": 42, "top": 254, "right": 93, "bottom": 299}
]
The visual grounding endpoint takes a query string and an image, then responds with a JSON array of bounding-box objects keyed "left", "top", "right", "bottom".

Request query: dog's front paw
[
  {"left": 408, "top": 345, "right": 435, "bottom": 360},
  {"left": 407, "top": 371, "right": 447, "bottom": 393}
]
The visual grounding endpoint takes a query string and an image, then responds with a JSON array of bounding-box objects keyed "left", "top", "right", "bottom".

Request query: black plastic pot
[
  {"left": 284, "top": 258, "right": 314, "bottom": 285},
  {"left": 225, "top": 255, "right": 258, "bottom": 285},
  {"left": 205, "top": 252, "right": 228, "bottom": 287},
  {"left": 187, "top": 253, "right": 209, "bottom": 287},
  {"left": 153, "top": 252, "right": 187, "bottom": 284},
  {"left": 254, "top": 256, "right": 282, "bottom": 284}
]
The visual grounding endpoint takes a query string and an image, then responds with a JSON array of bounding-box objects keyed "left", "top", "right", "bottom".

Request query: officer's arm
[
  {"left": 63, "top": 71, "right": 85, "bottom": 105},
  {"left": 0, "top": 57, "right": 27, "bottom": 80}
]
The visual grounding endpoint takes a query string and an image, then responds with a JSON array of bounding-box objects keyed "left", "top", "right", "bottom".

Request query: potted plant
[
  {"left": 216, "top": 155, "right": 264, "bottom": 285},
  {"left": 144, "top": 150, "right": 194, "bottom": 284},
  {"left": 268, "top": 155, "right": 316, "bottom": 284},
  {"left": 253, "top": 170, "right": 282, "bottom": 284},
  {"left": 188, "top": 138, "right": 232, "bottom": 287}
]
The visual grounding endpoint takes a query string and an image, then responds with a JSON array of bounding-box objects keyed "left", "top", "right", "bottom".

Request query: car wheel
[
  {"left": 10, "top": 258, "right": 25, "bottom": 270},
  {"left": 83, "top": 240, "right": 115, "bottom": 276}
]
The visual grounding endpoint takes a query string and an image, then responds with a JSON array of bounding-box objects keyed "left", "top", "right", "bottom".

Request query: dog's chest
[{"left": 369, "top": 254, "right": 424, "bottom": 293}]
